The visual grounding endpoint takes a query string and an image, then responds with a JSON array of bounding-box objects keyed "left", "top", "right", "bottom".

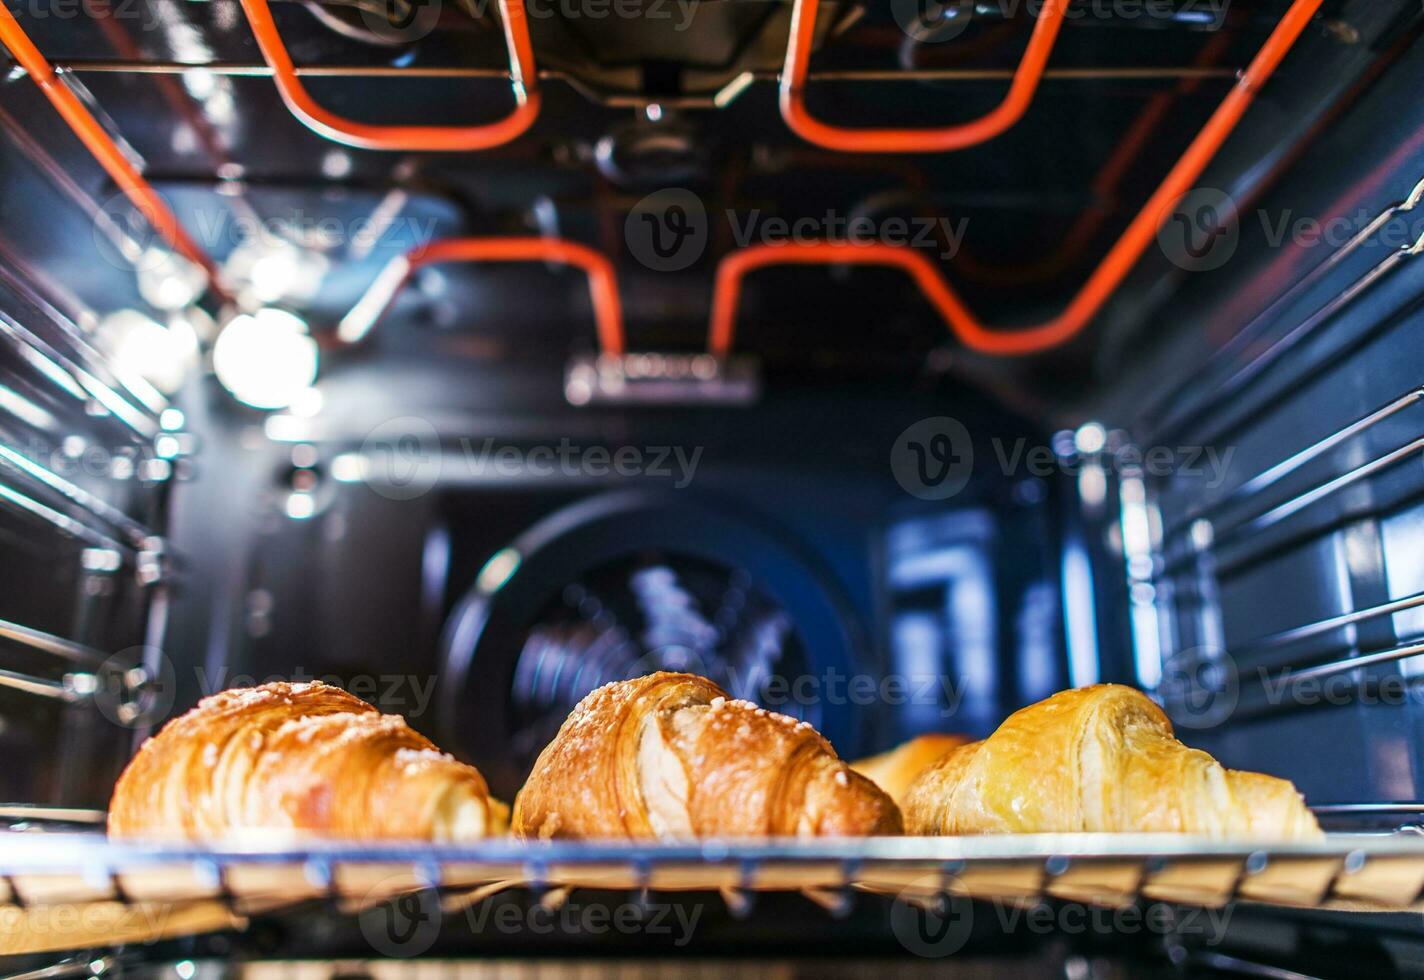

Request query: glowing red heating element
[
  {"left": 0, "top": 7, "right": 227, "bottom": 297},
  {"left": 779, "top": 0, "right": 1070, "bottom": 154},
  {"left": 236, "top": 0, "right": 540, "bottom": 152},
  {"left": 340, "top": 237, "right": 626, "bottom": 354},
  {"left": 716, "top": 0, "right": 1326, "bottom": 357}
]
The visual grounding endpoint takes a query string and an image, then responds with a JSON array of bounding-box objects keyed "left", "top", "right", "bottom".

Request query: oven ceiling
[{"left": 1, "top": 0, "right": 1417, "bottom": 399}]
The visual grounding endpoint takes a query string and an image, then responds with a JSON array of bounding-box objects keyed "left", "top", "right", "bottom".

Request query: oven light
[
  {"left": 174, "top": 961, "right": 197, "bottom": 980},
  {"left": 213, "top": 308, "right": 319, "bottom": 410}
]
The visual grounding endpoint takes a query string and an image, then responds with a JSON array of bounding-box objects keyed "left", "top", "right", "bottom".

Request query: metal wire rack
[
  {"left": 1110, "top": 164, "right": 1424, "bottom": 723},
  {"left": 5, "top": 830, "right": 1424, "bottom": 958},
  {"left": 1144, "top": 376, "right": 1424, "bottom": 718},
  {"left": 0, "top": 252, "right": 172, "bottom": 736}
]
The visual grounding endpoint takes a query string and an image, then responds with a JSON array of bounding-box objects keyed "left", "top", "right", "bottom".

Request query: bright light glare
[
  {"left": 213, "top": 308, "right": 319, "bottom": 410},
  {"left": 137, "top": 249, "right": 207, "bottom": 311},
  {"left": 96, "top": 309, "right": 196, "bottom": 394},
  {"left": 476, "top": 547, "right": 522, "bottom": 593},
  {"left": 1074, "top": 422, "right": 1108, "bottom": 455},
  {"left": 0, "top": 384, "right": 57, "bottom": 430},
  {"left": 330, "top": 453, "right": 366, "bottom": 483},
  {"left": 286, "top": 492, "right": 316, "bottom": 520},
  {"left": 225, "top": 239, "right": 329, "bottom": 306},
  {"left": 289, "top": 386, "right": 324, "bottom": 418}
]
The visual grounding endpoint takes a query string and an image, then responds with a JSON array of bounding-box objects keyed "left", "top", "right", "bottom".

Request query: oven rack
[
  {"left": 5, "top": 832, "right": 1424, "bottom": 955},
  {"left": 1137, "top": 368, "right": 1424, "bottom": 723}
]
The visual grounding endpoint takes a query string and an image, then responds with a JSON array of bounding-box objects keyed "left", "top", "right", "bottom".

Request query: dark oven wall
[
  {"left": 160, "top": 360, "right": 1069, "bottom": 799},
  {"left": 1081, "top": 21, "right": 1424, "bottom": 818}
]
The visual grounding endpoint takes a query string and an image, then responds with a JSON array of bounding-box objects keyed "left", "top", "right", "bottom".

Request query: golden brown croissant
[
  {"left": 512, "top": 672, "right": 902, "bottom": 838},
  {"left": 903, "top": 684, "right": 1321, "bottom": 839},
  {"left": 851, "top": 733, "right": 970, "bottom": 806},
  {"left": 109, "top": 681, "right": 502, "bottom": 840}
]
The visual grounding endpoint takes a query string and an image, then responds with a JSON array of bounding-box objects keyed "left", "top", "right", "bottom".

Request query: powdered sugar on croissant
[
  {"left": 512, "top": 672, "right": 901, "bottom": 839},
  {"left": 108, "top": 681, "right": 501, "bottom": 841}
]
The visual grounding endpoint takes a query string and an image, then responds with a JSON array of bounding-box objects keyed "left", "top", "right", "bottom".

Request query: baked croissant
[
  {"left": 903, "top": 684, "right": 1321, "bottom": 839},
  {"left": 109, "top": 681, "right": 503, "bottom": 840},
  {"left": 852, "top": 733, "right": 969, "bottom": 806},
  {"left": 512, "top": 672, "right": 902, "bottom": 838}
]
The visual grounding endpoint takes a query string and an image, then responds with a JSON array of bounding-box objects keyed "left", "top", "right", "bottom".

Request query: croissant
[
  {"left": 903, "top": 684, "right": 1321, "bottom": 839},
  {"left": 512, "top": 672, "right": 902, "bottom": 838},
  {"left": 851, "top": 733, "right": 969, "bottom": 806},
  {"left": 109, "top": 681, "right": 502, "bottom": 841}
]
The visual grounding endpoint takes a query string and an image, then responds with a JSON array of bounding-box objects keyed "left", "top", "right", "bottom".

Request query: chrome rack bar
[
  {"left": 0, "top": 666, "right": 92, "bottom": 703},
  {"left": 0, "top": 958, "right": 120, "bottom": 980},
  {"left": 0, "top": 442, "right": 156, "bottom": 548},
  {"left": 0, "top": 310, "right": 157, "bottom": 440},
  {"left": 0, "top": 272, "right": 160, "bottom": 439},
  {"left": 0, "top": 616, "right": 105, "bottom": 669},
  {"left": 1161, "top": 385, "right": 1424, "bottom": 542},
  {"left": 1255, "top": 636, "right": 1424, "bottom": 688},
  {"left": 1158, "top": 434, "right": 1424, "bottom": 580},
  {"left": 0, "top": 476, "right": 133, "bottom": 557},
  {"left": 1230, "top": 435, "right": 1424, "bottom": 542},
  {"left": 53, "top": 58, "right": 1239, "bottom": 82},
  {"left": 0, "top": 805, "right": 106, "bottom": 825},
  {"left": 1231, "top": 588, "right": 1424, "bottom": 661},
  {"left": 1310, "top": 804, "right": 1424, "bottom": 815},
  {"left": 1147, "top": 174, "right": 1424, "bottom": 444},
  {"left": 0, "top": 104, "right": 144, "bottom": 270}
]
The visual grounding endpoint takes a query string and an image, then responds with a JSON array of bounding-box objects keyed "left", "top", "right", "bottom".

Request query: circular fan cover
[{"left": 505, "top": 551, "right": 816, "bottom": 773}]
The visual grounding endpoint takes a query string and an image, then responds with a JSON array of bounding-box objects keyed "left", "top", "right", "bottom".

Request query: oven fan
[
  {"left": 506, "top": 553, "right": 809, "bottom": 771},
  {"left": 440, "top": 491, "right": 861, "bottom": 797}
]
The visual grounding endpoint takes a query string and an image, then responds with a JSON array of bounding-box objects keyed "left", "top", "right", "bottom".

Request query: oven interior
[{"left": 4, "top": 0, "right": 1424, "bottom": 976}]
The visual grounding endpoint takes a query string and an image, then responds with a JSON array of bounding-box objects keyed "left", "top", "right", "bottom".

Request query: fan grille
[{"left": 507, "top": 551, "right": 812, "bottom": 770}]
